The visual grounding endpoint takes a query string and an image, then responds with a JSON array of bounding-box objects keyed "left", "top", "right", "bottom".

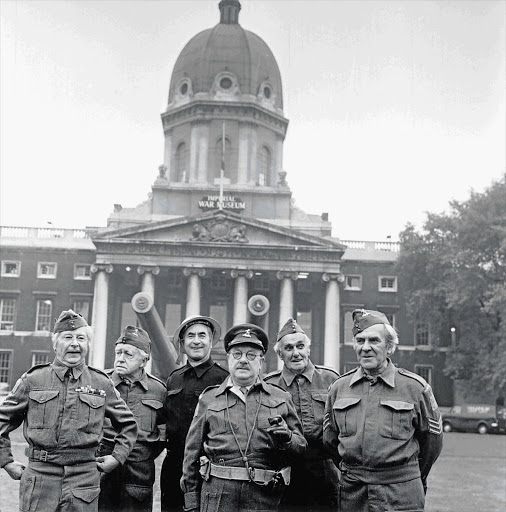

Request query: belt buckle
[
  {"left": 40, "top": 450, "right": 48, "bottom": 462},
  {"left": 248, "top": 466, "right": 255, "bottom": 481}
]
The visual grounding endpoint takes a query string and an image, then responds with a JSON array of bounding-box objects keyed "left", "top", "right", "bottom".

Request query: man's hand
[
  {"left": 266, "top": 416, "right": 292, "bottom": 445},
  {"left": 96, "top": 455, "right": 120, "bottom": 474},
  {"left": 3, "top": 461, "right": 25, "bottom": 480}
]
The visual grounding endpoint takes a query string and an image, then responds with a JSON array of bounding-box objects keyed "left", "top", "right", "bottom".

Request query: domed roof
[{"left": 168, "top": 0, "right": 283, "bottom": 111}]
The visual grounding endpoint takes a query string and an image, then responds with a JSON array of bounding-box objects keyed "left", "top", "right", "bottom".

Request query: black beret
[
  {"left": 276, "top": 317, "right": 305, "bottom": 342},
  {"left": 116, "top": 325, "right": 151, "bottom": 355},
  {"left": 352, "top": 309, "right": 390, "bottom": 336},
  {"left": 53, "top": 309, "right": 88, "bottom": 333},
  {"left": 224, "top": 323, "right": 269, "bottom": 354}
]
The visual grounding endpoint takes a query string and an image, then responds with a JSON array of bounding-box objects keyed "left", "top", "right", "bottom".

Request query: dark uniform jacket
[
  {"left": 0, "top": 359, "right": 137, "bottom": 467},
  {"left": 101, "top": 369, "right": 166, "bottom": 462},
  {"left": 181, "top": 377, "right": 307, "bottom": 510},
  {"left": 164, "top": 357, "right": 228, "bottom": 459},
  {"left": 323, "top": 359, "right": 443, "bottom": 483}
]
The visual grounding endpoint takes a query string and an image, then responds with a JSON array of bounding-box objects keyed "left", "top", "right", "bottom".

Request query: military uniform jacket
[
  {"left": 181, "top": 377, "right": 307, "bottom": 510},
  {"left": 264, "top": 360, "right": 339, "bottom": 457},
  {"left": 164, "top": 357, "right": 228, "bottom": 458},
  {"left": 323, "top": 360, "right": 443, "bottom": 482},
  {"left": 0, "top": 359, "right": 138, "bottom": 467},
  {"left": 101, "top": 369, "right": 166, "bottom": 462}
]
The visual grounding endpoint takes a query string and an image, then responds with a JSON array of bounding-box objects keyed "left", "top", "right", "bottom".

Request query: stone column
[
  {"left": 183, "top": 267, "right": 206, "bottom": 317},
  {"left": 189, "top": 123, "right": 199, "bottom": 182},
  {"left": 276, "top": 271, "right": 298, "bottom": 369},
  {"left": 197, "top": 123, "right": 210, "bottom": 183},
  {"left": 90, "top": 263, "right": 113, "bottom": 369},
  {"left": 137, "top": 265, "right": 160, "bottom": 373},
  {"left": 322, "top": 272, "right": 344, "bottom": 372},
  {"left": 231, "top": 269, "right": 254, "bottom": 324},
  {"left": 248, "top": 128, "right": 258, "bottom": 184},
  {"left": 237, "top": 123, "right": 250, "bottom": 184},
  {"left": 163, "top": 129, "right": 173, "bottom": 180},
  {"left": 275, "top": 135, "right": 283, "bottom": 183}
]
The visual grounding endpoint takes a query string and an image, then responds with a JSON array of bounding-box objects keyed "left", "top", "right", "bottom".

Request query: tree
[{"left": 397, "top": 174, "right": 506, "bottom": 396}]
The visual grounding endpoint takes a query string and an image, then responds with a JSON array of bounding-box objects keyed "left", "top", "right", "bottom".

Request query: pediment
[{"left": 92, "top": 210, "right": 345, "bottom": 251}]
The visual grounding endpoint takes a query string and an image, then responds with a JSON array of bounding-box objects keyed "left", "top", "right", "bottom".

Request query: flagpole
[{"left": 219, "top": 122, "right": 225, "bottom": 210}]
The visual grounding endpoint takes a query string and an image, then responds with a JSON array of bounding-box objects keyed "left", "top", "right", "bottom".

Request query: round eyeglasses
[{"left": 230, "top": 350, "right": 261, "bottom": 361}]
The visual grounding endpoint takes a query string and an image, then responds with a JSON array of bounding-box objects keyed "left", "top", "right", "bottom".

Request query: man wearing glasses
[{"left": 181, "top": 323, "right": 307, "bottom": 512}]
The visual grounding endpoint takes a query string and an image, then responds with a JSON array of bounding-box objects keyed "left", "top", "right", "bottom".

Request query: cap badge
[
  {"left": 243, "top": 329, "right": 251, "bottom": 338},
  {"left": 360, "top": 309, "right": 369, "bottom": 317}
]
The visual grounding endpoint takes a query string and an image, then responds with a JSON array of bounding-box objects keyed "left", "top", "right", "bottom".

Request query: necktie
[{"left": 240, "top": 386, "right": 248, "bottom": 397}]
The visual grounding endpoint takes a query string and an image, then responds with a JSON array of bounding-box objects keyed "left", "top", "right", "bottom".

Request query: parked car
[{"left": 442, "top": 404, "right": 506, "bottom": 434}]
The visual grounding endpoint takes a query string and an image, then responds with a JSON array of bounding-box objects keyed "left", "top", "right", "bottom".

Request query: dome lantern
[{"left": 219, "top": 0, "right": 241, "bottom": 24}]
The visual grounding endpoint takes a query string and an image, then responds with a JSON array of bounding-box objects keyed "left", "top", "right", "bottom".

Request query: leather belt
[{"left": 209, "top": 462, "right": 291, "bottom": 485}]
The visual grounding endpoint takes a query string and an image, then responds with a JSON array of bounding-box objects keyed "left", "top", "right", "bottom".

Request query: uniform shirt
[
  {"left": 265, "top": 360, "right": 339, "bottom": 453},
  {"left": 323, "top": 359, "right": 442, "bottom": 481},
  {"left": 181, "top": 377, "right": 307, "bottom": 510},
  {"left": 101, "top": 369, "right": 166, "bottom": 462},
  {"left": 164, "top": 357, "right": 228, "bottom": 459},
  {"left": 0, "top": 359, "right": 137, "bottom": 467}
]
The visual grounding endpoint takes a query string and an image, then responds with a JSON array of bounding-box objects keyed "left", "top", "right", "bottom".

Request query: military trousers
[
  {"left": 160, "top": 451, "right": 185, "bottom": 512},
  {"left": 98, "top": 459, "right": 155, "bottom": 512},
  {"left": 199, "top": 475, "right": 284, "bottom": 512},
  {"left": 19, "top": 460, "right": 100, "bottom": 512},
  {"left": 339, "top": 472, "right": 425, "bottom": 512}
]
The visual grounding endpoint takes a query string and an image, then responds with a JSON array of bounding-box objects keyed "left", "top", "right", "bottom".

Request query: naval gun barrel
[{"left": 131, "top": 292, "right": 179, "bottom": 381}]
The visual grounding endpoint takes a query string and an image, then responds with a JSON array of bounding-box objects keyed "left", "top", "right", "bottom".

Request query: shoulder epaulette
[
  {"left": 199, "top": 384, "right": 221, "bottom": 397},
  {"left": 337, "top": 367, "right": 359, "bottom": 379},
  {"left": 397, "top": 368, "right": 427, "bottom": 387},
  {"left": 169, "top": 365, "right": 186, "bottom": 377},
  {"left": 88, "top": 365, "right": 111, "bottom": 378},
  {"left": 213, "top": 362, "right": 229, "bottom": 373},
  {"left": 263, "top": 369, "right": 282, "bottom": 380},
  {"left": 146, "top": 372, "right": 166, "bottom": 387},
  {"left": 26, "top": 362, "right": 51, "bottom": 374},
  {"left": 265, "top": 381, "right": 286, "bottom": 393},
  {"left": 315, "top": 364, "right": 340, "bottom": 377}
]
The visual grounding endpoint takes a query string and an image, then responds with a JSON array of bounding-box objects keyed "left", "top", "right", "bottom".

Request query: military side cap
[
  {"left": 116, "top": 325, "right": 151, "bottom": 354},
  {"left": 53, "top": 309, "right": 88, "bottom": 333},
  {"left": 173, "top": 315, "right": 221, "bottom": 346},
  {"left": 277, "top": 317, "right": 305, "bottom": 342},
  {"left": 352, "top": 309, "right": 390, "bottom": 336},
  {"left": 224, "top": 323, "right": 269, "bottom": 354}
]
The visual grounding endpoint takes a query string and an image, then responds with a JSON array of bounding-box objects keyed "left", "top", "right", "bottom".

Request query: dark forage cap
[
  {"left": 53, "top": 309, "right": 88, "bottom": 333},
  {"left": 116, "top": 325, "right": 151, "bottom": 355},
  {"left": 352, "top": 309, "right": 390, "bottom": 336},
  {"left": 276, "top": 317, "right": 305, "bottom": 342},
  {"left": 224, "top": 323, "right": 269, "bottom": 354},
  {"left": 173, "top": 315, "right": 221, "bottom": 346}
]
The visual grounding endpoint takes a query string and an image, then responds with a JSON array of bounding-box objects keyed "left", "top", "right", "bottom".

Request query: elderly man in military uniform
[
  {"left": 181, "top": 323, "right": 307, "bottom": 512},
  {"left": 323, "top": 309, "right": 443, "bottom": 512},
  {"left": 98, "top": 325, "right": 166, "bottom": 512},
  {"left": 160, "top": 315, "right": 228, "bottom": 512},
  {"left": 0, "top": 310, "right": 137, "bottom": 512},
  {"left": 265, "top": 318, "right": 340, "bottom": 512}
]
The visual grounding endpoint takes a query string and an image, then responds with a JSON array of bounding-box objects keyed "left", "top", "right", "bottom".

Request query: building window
[
  {"left": 74, "top": 264, "right": 91, "bottom": 280},
  {"left": 344, "top": 311, "right": 355, "bottom": 344},
  {"left": 73, "top": 301, "right": 90, "bottom": 322},
  {"left": 378, "top": 276, "right": 397, "bottom": 292},
  {"left": 175, "top": 142, "right": 188, "bottom": 182},
  {"left": 415, "top": 322, "right": 430, "bottom": 346},
  {"left": 0, "top": 298, "right": 16, "bottom": 331},
  {"left": 165, "top": 303, "right": 182, "bottom": 338},
  {"left": 296, "top": 310, "right": 312, "bottom": 340},
  {"left": 257, "top": 146, "right": 271, "bottom": 186},
  {"left": 344, "top": 275, "right": 362, "bottom": 291},
  {"left": 385, "top": 312, "right": 396, "bottom": 329},
  {"left": 1, "top": 261, "right": 21, "bottom": 277},
  {"left": 32, "top": 352, "right": 50, "bottom": 366},
  {"left": 37, "top": 262, "right": 57, "bottom": 279},
  {"left": 0, "top": 351, "right": 12, "bottom": 384},
  {"left": 36, "top": 300, "right": 53, "bottom": 331},
  {"left": 415, "top": 365, "right": 433, "bottom": 386}
]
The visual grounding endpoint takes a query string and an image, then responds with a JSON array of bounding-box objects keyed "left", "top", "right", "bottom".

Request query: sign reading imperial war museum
[{"left": 198, "top": 195, "right": 245, "bottom": 212}]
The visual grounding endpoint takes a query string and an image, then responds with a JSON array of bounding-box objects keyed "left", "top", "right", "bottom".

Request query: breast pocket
[
  {"left": 78, "top": 393, "right": 106, "bottom": 434},
  {"left": 140, "top": 399, "right": 164, "bottom": 432},
  {"left": 311, "top": 392, "right": 328, "bottom": 425},
  {"left": 207, "top": 398, "right": 239, "bottom": 433},
  {"left": 332, "top": 397, "right": 361, "bottom": 437},
  {"left": 28, "top": 390, "right": 59, "bottom": 428},
  {"left": 257, "top": 396, "right": 287, "bottom": 430},
  {"left": 379, "top": 400, "right": 415, "bottom": 440}
]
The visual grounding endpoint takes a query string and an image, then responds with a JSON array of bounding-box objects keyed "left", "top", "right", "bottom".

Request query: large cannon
[{"left": 131, "top": 292, "right": 180, "bottom": 381}]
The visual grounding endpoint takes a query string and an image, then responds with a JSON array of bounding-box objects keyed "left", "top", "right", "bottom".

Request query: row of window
[
  {"left": 344, "top": 275, "right": 397, "bottom": 292},
  {"left": 0, "top": 298, "right": 89, "bottom": 331},
  {"left": 0, "top": 350, "right": 51, "bottom": 384},
  {"left": 1, "top": 262, "right": 91, "bottom": 280}
]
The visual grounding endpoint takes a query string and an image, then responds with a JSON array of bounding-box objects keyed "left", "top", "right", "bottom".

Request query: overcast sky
[{"left": 1, "top": 0, "right": 504, "bottom": 241}]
